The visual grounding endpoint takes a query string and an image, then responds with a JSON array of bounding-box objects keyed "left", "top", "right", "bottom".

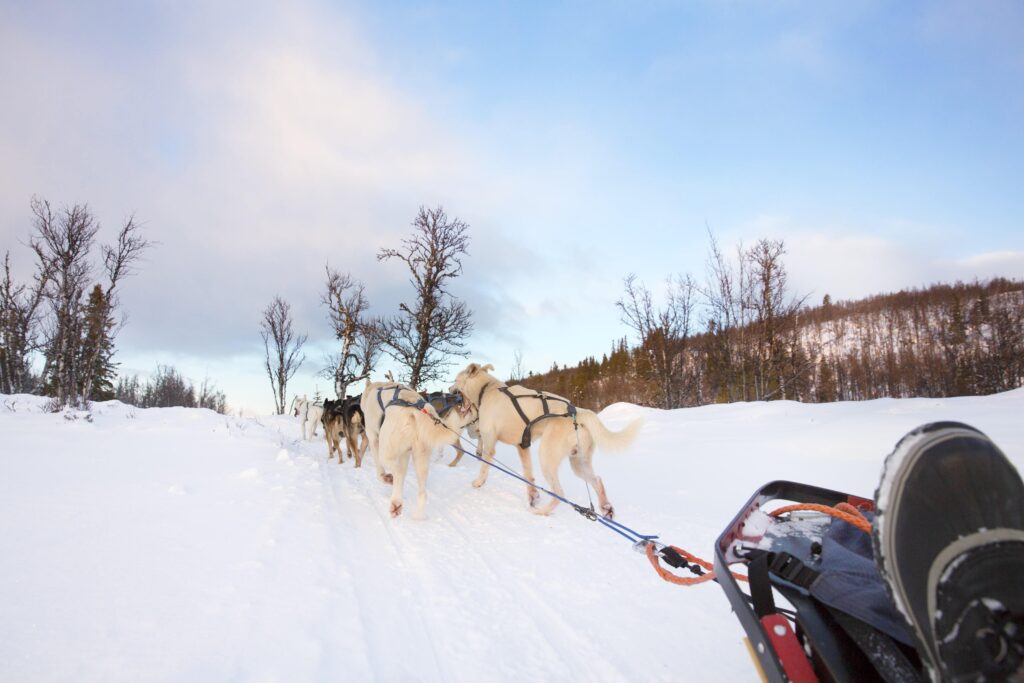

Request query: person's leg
[{"left": 873, "top": 422, "right": 1024, "bottom": 681}]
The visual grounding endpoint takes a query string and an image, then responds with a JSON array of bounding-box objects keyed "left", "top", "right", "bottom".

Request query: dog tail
[{"left": 576, "top": 409, "right": 643, "bottom": 453}]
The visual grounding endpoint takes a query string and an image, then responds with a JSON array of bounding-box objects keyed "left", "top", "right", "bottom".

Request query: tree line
[
  {"left": 1, "top": 197, "right": 230, "bottom": 413},
  {"left": 115, "top": 366, "right": 227, "bottom": 413},
  {"left": 260, "top": 205, "right": 474, "bottom": 413},
  {"left": 522, "top": 234, "right": 1024, "bottom": 410}
]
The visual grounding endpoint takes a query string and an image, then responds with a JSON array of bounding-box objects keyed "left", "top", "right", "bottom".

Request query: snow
[{"left": 2, "top": 390, "right": 1023, "bottom": 681}]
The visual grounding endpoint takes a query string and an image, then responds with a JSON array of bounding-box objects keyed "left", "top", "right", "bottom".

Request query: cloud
[
  {"left": 4, "top": 2, "right": 1020, "bottom": 413},
  {"left": 947, "top": 250, "right": 1024, "bottom": 281},
  {"left": 0, "top": 0, "right": 629, "bottom": 410},
  {"left": 0, "top": 1, "right": 483, "bottom": 360},
  {"left": 728, "top": 217, "right": 1023, "bottom": 305}
]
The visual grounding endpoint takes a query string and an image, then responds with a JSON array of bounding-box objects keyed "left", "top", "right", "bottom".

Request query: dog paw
[
  {"left": 528, "top": 489, "right": 540, "bottom": 507},
  {"left": 389, "top": 501, "right": 403, "bottom": 518},
  {"left": 601, "top": 503, "right": 615, "bottom": 519},
  {"left": 530, "top": 506, "right": 552, "bottom": 516},
  {"left": 381, "top": 473, "right": 394, "bottom": 484},
  {"left": 472, "top": 478, "right": 486, "bottom": 488}
]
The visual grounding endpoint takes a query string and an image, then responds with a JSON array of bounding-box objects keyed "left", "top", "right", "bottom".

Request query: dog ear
[
  {"left": 481, "top": 364, "right": 495, "bottom": 373},
  {"left": 467, "top": 362, "right": 480, "bottom": 375}
]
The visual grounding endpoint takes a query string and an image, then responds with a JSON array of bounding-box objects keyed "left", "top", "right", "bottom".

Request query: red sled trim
[
  {"left": 761, "top": 614, "right": 819, "bottom": 683},
  {"left": 846, "top": 494, "right": 874, "bottom": 512}
]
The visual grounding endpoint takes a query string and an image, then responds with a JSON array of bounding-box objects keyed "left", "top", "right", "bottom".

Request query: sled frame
[{"left": 714, "top": 480, "right": 887, "bottom": 683}]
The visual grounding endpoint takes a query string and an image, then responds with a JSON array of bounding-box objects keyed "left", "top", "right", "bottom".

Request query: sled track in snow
[
  {"left": 433, "top": 502, "right": 630, "bottom": 681},
  {"left": 313, "top": 450, "right": 450, "bottom": 682},
  {"left": 301, "top": 433, "right": 631, "bottom": 682}
]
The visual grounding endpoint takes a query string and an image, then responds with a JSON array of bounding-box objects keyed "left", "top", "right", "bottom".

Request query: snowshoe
[{"left": 872, "top": 422, "right": 1024, "bottom": 682}]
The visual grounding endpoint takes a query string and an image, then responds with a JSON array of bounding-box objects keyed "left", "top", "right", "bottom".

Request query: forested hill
[{"left": 520, "top": 278, "right": 1024, "bottom": 411}]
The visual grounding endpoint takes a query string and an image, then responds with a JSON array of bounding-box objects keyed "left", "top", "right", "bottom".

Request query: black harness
[
  {"left": 422, "top": 391, "right": 465, "bottom": 419},
  {"left": 479, "top": 383, "right": 577, "bottom": 449},
  {"left": 375, "top": 385, "right": 428, "bottom": 427},
  {"left": 323, "top": 395, "right": 360, "bottom": 428}
]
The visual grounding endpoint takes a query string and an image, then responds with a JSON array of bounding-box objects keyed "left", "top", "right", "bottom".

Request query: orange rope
[
  {"left": 769, "top": 503, "right": 871, "bottom": 534},
  {"left": 647, "top": 502, "right": 871, "bottom": 586},
  {"left": 645, "top": 543, "right": 748, "bottom": 586}
]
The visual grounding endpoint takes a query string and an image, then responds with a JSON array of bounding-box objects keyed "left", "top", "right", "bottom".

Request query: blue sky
[{"left": 2, "top": 0, "right": 1022, "bottom": 413}]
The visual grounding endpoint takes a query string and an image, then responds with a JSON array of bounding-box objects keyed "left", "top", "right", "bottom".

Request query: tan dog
[
  {"left": 376, "top": 386, "right": 478, "bottom": 518},
  {"left": 360, "top": 381, "right": 405, "bottom": 483},
  {"left": 360, "top": 382, "right": 478, "bottom": 486},
  {"left": 450, "top": 362, "right": 642, "bottom": 518}
]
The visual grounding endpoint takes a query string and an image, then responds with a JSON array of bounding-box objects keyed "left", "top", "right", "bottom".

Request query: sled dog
[
  {"left": 321, "top": 396, "right": 368, "bottom": 465},
  {"left": 365, "top": 384, "right": 478, "bottom": 518},
  {"left": 450, "top": 363, "right": 642, "bottom": 518},
  {"left": 419, "top": 390, "right": 481, "bottom": 466},
  {"left": 292, "top": 395, "right": 324, "bottom": 440}
]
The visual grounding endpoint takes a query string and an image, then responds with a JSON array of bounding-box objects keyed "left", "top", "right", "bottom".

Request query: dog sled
[
  {"left": 711, "top": 438, "right": 1024, "bottom": 683},
  {"left": 705, "top": 422, "right": 1024, "bottom": 683},
  {"left": 711, "top": 480, "right": 924, "bottom": 683}
]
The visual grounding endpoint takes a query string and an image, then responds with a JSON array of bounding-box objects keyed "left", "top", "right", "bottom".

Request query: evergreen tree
[{"left": 81, "top": 284, "right": 116, "bottom": 400}]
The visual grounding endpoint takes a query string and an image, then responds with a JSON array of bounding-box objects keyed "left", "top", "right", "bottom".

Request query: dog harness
[
  {"left": 478, "top": 383, "right": 577, "bottom": 449},
  {"left": 422, "top": 391, "right": 464, "bottom": 418},
  {"left": 375, "top": 385, "right": 428, "bottom": 427}
]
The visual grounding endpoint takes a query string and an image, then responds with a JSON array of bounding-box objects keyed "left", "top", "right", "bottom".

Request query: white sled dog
[
  {"left": 291, "top": 395, "right": 324, "bottom": 440},
  {"left": 363, "top": 383, "right": 477, "bottom": 518},
  {"left": 360, "top": 382, "right": 405, "bottom": 483},
  {"left": 450, "top": 363, "right": 642, "bottom": 518},
  {"left": 361, "top": 382, "right": 477, "bottom": 484}
]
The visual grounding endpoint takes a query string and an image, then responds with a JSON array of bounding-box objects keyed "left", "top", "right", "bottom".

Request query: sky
[{"left": 2, "top": 0, "right": 1022, "bottom": 414}]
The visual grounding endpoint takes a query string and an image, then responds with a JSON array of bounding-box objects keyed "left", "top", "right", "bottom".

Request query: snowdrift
[{"left": 2, "top": 390, "right": 1022, "bottom": 681}]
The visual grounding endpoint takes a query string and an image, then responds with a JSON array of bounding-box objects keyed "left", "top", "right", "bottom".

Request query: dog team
[{"left": 291, "top": 362, "right": 643, "bottom": 520}]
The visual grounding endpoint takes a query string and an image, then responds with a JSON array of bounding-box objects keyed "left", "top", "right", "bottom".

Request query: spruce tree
[{"left": 81, "top": 284, "right": 116, "bottom": 400}]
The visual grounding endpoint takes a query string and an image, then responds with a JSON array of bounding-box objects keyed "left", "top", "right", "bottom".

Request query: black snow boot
[{"left": 873, "top": 422, "right": 1024, "bottom": 682}]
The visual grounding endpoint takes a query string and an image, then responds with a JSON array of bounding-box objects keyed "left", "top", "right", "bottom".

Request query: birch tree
[
  {"left": 260, "top": 296, "right": 307, "bottom": 415},
  {"left": 321, "top": 267, "right": 382, "bottom": 397},
  {"left": 377, "top": 206, "right": 473, "bottom": 389},
  {"left": 617, "top": 273, "right": 697, "bottom": 409},
  {"left": 28, "top": 197, "right": 150, "bottom": 408},
  {"left": 0, "top": 250, "right": 51, "bottom": 394}
]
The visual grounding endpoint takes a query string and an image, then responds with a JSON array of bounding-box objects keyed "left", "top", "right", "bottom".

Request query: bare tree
[
  {"left": 352, "top": 316, "right": 384, "bottom": 387},
  {"left": 144, "top": 365, "right": 196, "bottom": 408},
  {"left": 320, "top": 267, "right": 382, "bottom": 397},
  {"left": 700, "top": 230, "right": 755, "bottom": 402},
  {"left": 260, "top": 296, "right": 307, "bottom": 415},
  {"left": 377, "top": 206, "right": 473, "bottom": 389},
  {"left": 115, "top": 367, "right": 228, "bottom": 413},
  {"left": 509, "top": 349, "right": 526, "bottom": 383},
  {"left": 28, "top": 197, "right": 150, "bottom": 408},
  {"left": 617, "top": 272, "right": 697, "bottom": 409},
  {"left": 197, "top": 375, "right": 228, "bottom": 414},
  {"left": 0, "top": 250, "right": 51, "bottom": 394},
  {"left": 745, "top": 239, "right": 808, "bottom": 400}
]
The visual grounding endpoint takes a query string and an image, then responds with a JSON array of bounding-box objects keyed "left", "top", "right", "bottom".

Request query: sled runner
[{"left": 714, "top": 481, "right": 922, "bottom": 683}]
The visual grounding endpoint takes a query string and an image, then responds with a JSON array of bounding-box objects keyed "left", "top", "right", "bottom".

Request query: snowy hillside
[{"left": 2, "top": 391, "right": 1023, "bottom": 681}]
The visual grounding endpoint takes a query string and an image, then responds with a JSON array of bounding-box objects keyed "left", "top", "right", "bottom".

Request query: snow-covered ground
[{"left": 2, "top": 390, "right": 1022, "bottom": 681}]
